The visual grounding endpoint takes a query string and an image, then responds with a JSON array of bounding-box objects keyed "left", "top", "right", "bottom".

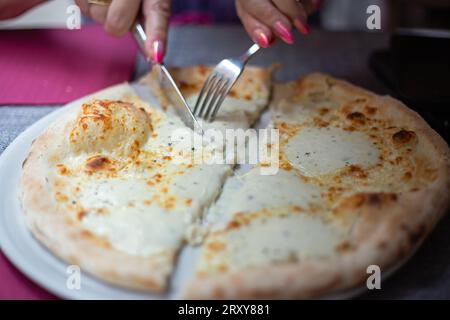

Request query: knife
[{"left": 133, "top": 23, "right": 203, "bottom": 134}]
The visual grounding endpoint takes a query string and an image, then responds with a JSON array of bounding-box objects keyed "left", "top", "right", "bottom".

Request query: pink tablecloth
[
  {"left": 0, "top": 251, "right": 56, "bottom": 300},
  {"left": 0, "top": 24, "right": 138, "bottom": 299},
  {"left": 0, "top": 25, "right": 137, "bottom": 105}
]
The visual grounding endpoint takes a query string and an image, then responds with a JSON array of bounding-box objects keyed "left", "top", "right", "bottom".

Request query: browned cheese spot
[
  {"left": 366, "top": 193, "right": 398, "bottom": 207},
  {"left": 346, "top": 112, "right": 366, "bottom": 125},
  {"left": 80, "top": 230, "right": 111, "bottom": 248},
  {"left": 335, "top": 241, "right": 354, "bottom": 253},
  {"left": 344, "top": 165, "right": 368, "bottom": 179},
  {"left": 207, "top": 241, "right": 227, "bottom": 252},
  {"left": 319, "top": 107, "right": 329, "bottom": 116},
  {"left": 56, "top": 164, "right": 70, "bottom": 176},
  {"left": 86, "top": 155, "right": 112, "bottom": 171},
  {"left": 77, "top": 210, "right": 87, "bottom": 221},
  {"left": 403, "top": 171, "right": 413, "bottom": 181},
  {"left": 333, "top": 192, "right": 398, "bottom": 215},
  {"left": 364, "top": 106, "right": 377, "bottom": 115},
  {"left": 392, "top": 130, "right": 418, "bottom": 147}
]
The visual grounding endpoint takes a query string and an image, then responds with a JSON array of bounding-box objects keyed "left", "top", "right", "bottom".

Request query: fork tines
[{"left": 193, "top": 72, "right": 231, "bottom": 122}]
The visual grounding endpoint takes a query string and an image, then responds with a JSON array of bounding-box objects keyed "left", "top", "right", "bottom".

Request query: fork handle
[{"left": 239, "top": 43, "right": 261, "bottom": 64}]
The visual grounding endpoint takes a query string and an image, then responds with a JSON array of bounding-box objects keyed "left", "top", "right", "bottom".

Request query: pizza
[
  {"left": 19, "top": 68, "right": 450, "bottom": 298},
  {"left": 19, "top": 66, "right": 273, "bottom": 293}
]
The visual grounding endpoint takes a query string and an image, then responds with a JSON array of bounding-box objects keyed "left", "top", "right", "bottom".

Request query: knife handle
[{"left": 132, "top": 22, "right": 151, "bottom": 62}]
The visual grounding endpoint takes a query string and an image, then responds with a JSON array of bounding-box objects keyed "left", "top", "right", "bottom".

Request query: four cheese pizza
[{"left": 19, "top": 69, "right": 450, "bottom": 298}]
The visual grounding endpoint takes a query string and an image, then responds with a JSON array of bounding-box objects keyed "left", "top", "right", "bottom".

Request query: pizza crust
[{"left": 184, "top": 73, "right": 450, "bottom": 299}]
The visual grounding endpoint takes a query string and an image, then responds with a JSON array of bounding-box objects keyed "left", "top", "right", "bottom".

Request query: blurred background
[
  {"left": 0, "top": 0, "right": 448, "bottom": 141},
  {"left": 1, "top": 0, "right": 450, "bottom": 31}
]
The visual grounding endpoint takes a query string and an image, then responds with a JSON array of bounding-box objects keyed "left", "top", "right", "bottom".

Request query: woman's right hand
[
  {"left": 0, "top": 0, "right": 46, "bottom": 20},
  {"left": 75, "top": 0, "right": 172, "bottom": 64},
  {"left": 235, "top": 0, "right": 320, "bottom": 48}
]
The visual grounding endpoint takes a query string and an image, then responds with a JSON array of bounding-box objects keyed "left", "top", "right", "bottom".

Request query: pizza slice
[
  {"left": 141, "top": 64, "right": 274, "bottom": 130},
  {"left": 184, "top": 73, "right": 450, "bottom": 299}
]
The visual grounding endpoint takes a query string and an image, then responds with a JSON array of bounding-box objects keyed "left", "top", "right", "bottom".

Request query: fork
[{"left": 193, "top": 43, "right": 261, "bottom": 122}]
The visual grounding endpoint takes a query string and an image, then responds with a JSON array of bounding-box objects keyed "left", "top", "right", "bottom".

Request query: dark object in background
[
  {"left": 370, "top": 28, "right": 450, "bottom": 142},
  {"left": 391, "top": 0, "right": 450, "bottom": 30}
]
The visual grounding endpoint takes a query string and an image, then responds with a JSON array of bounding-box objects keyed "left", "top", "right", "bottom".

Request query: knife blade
[
  {"left": 132, "top": 23, "right": 203, "bottom": 134},
  {"left": 156, "top": 64, "right": 204, "bottom": 134}
]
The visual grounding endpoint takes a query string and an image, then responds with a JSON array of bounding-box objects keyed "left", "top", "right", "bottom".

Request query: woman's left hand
[{"left": 235, "top": 0, "right": 320, "bottom": 48}]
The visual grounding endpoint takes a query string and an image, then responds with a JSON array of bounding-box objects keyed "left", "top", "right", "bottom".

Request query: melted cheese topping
[
  {"left": 52, "top": 91, "right": 265, "bottom": 257},
  {"left": 82, "top": 206, "right": 185, "bottom": 256},
  {"left": 207, "top": 169, "right": 323, "bottom": 227},
  {"left": 284, "top": 127, "right": 379, "bottom": 176},
  {"left": 200, "top": 168, "right": 345, "bottom": 272},
  {"left": 198, "top": 213, "right": 343, "bottom": 273}
]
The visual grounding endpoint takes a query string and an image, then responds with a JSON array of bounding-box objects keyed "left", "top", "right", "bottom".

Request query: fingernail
[
  {"left": 294, "top": 19, "right": 310, "bottom": 35},
  {"left": 253, "top": 29, "right": 270, "bottom": 48},
  {"left": 151, "top": 40, "right": 164, "bottom": 64},
  {"left": 274, "top": 21, "right": 294, "bottom": 44}
]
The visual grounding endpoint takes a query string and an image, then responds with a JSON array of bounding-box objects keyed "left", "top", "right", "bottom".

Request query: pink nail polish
[
  {"left": 253, "top": 29, "right": 270, "bottom": 48},
  {"left": 274, "top": 21, "right": 294, "bottom": 44},
  {"left": 151, "top": 40, "right": 164, "bottom": 64},
  {"left": 294, "top": 19, "right": 310, "bottom": 35}
]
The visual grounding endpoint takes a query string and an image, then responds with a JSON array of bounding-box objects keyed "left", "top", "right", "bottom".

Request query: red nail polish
[
  {"left": 274, "top": 21, "right": 294, "bottom": 44},
  {"left": 253, "top": 29, "right": 270, "bottom": 48},
  {"left": 151, "top": 40, "right": 164, "bottom": 64},
  {"left": 294, "top": 19, "right": 310, "bottom": 35}
]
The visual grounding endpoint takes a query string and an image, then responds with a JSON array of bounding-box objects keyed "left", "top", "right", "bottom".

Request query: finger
[
  {"left": 105, "top": 0, "right": 141, "bottom": 36},
  {"left": 240, "top": 0, "right": 294, "bottom": 44},
  {"left": 87, "top": 2, "right": 109, "bottom": 25},
  {"left": 235, "top": 0, "right": 273, "bottom": 48},
  {"left": 74, "top": 0, "right": 90, "bottom": 15},
  {"left": 143, "top": 0, "right": 172, "bottom": 64},
  {"left": 272, "top": 0, "right": 309, "bottom": 35},
  {"left": 0, "top": 0, "right": 46, "bottom": 20}
]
